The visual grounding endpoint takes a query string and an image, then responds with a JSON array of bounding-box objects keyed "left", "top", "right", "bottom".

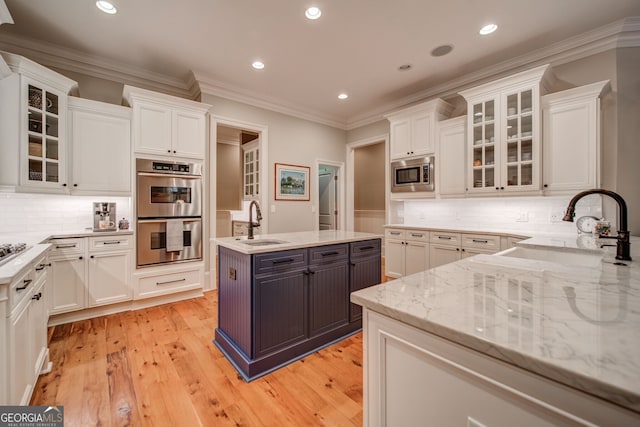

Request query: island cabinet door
[
  {"left": 253, "top": 269, "right": 308, "bottom": 358},
  {"left": 308, "top": 244, "right": 350, "bottom": 337},
  {"left": 349, "top": 239, "right": 382, "bottom": 322}
]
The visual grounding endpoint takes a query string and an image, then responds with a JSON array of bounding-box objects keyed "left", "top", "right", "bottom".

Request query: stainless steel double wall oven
[{"left": 136, "top": 159, "right": 203, "bottom": 267}]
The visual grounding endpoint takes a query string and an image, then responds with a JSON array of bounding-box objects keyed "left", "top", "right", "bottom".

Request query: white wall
[
  {"left": 202, "top": 93, "right": 347, "bottom": 233},
  {"left": 0, "top": 193, "right": 132, "bottom": 233}
]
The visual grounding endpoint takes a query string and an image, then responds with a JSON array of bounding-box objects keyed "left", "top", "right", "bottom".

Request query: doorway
[{"left": 318, "top": 164, "right": 338, "bottom": 230}]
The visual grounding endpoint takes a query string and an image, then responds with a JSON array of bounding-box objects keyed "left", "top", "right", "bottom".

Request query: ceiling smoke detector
[
  {"left": 398, "top": 64, "right": 412, "bottom": 71},
  {"left": 431, "top": 45, "right": 453, "bottom": 57}
]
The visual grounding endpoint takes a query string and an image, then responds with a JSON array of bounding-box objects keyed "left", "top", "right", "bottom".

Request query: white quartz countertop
[
  {"left": 0, "top": 229, "right": 134, "bottom": 284},
  {"left": 352, "top": 234, "right": 640, "bottom": 414},
  {"left": 384, "top": 223, "right": 571, "bottom": 239},
  {"left": 213, "top": 230, "right": 383, "bottom": 254}
]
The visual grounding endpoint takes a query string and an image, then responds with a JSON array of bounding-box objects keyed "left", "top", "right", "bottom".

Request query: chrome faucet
[
  {"left": 248, "top": 200, "right": 262, "bottom": 240},
  {"left": 562, "top": 189, "right": 631, "bottom": 261}
]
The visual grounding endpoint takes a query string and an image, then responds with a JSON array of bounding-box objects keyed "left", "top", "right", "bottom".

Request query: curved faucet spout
[
  {"left": 248, "top": 200, "right": 262, "bottom": 240},
  {"left": 562, "top": 189, "right": 631, "bottom": 261}
]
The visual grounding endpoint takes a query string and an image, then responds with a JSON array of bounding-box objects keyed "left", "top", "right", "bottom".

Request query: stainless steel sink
[{"left": 238, "top": 239, "right": 288, "bottom": 246}]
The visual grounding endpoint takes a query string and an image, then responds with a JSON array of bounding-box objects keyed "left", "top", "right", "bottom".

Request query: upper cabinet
[
  {"left": 541, "top": 81, "right": 610, "bottom": 195},
  {"left": 124, "top": 85, "right": 211, "bottom": 160},
  {"left": 459, "top": 65, "right": 553, "bottom": 195},
  {"left": 437, "top": 116, "right": 467, "bottom": 197},
  {"left": 242, "top": 139, "right": 260, "bottom": 200},
  {"left": 0, "top": 51, "right": 77, "bottom": 193},
  {"left": 68, "top": 97, "right": 132, "bottom": 195},
  {"left": 386, "top": 99, "right": 454, "bottom": 160}
]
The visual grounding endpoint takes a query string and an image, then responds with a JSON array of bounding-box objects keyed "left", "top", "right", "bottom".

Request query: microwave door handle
[{"left": 137, "top": 172, "right": 201, "bottom": 179}]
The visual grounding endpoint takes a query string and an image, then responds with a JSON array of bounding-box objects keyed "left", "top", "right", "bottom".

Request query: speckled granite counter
[
  {"left": 213, "top": 230, "right": 383, "bottom": 254},
  {"left": 352, "top": 234, "right": 640, "bottom": 414}
]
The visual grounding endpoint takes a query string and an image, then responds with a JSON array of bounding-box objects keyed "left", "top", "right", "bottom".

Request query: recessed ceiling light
[
  {"left": 96, "top": 1, "right": 117, "bottom": 14},
  {"left": 338, "top": 93, "right": 348, "bottom": 100},
  {"left": 431, "top": 45, "right": 454, "bottom": 57},
  {"left": 479, "top": 23, "right": 498, "bottom": 35},
  {"left": 305, "top": 6, "right": 322, "bottom": 20},
  {"left": 252, "top": 61, "right": 265, "bottom": 70},
  {"left": 398, "top": 64, "right": 412, "bottom": 71}
]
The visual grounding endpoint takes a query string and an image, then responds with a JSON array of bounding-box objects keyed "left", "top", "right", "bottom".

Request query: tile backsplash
[
  {"left": 0, "top": 193, "right": 132, "bottom": 233},
  {"left": 391, "top": 195, "right": 604, "bottom": 233}
]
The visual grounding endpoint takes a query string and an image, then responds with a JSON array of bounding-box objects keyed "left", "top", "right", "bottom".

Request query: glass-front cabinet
[
  {"left": 243, "top": 140, "right": 260, "bottom": 200},
  {"left": 460, "top": 64, "right": 551, "bottom": 195}
]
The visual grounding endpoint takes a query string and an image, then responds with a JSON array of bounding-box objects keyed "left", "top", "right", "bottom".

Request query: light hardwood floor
[{"left": 30, "top": 291, "right": 365, "bottom": 426}]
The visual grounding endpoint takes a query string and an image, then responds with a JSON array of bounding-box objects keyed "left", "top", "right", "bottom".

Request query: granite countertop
[
  {"left": 213, "top": 230, "right": 383, "bottom": 254},
  {"left": 0, "top": 229, "right": 134, "bottom": 284},
  {"left": 351, "top": 234, "right": 640, "bottom": 414}
]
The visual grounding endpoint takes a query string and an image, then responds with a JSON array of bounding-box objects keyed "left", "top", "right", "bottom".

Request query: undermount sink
[
  {"left": 238, "top": 239, "right": 288, "bottom": 246},
  {"left": 499, "top": 246, "right": 603, "bottom": 268}
]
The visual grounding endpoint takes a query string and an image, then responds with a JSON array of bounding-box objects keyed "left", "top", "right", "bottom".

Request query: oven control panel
[{"left": 152, "top": 162, "right": 191, "bottom": 173}]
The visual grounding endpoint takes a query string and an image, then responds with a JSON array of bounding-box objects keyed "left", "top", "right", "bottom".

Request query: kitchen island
[
  {"left": 352, "top": 235, "right": 640, "bottom": 426},
  {"left": 213, "top": 230, "right": 382, "bottom": 381}
]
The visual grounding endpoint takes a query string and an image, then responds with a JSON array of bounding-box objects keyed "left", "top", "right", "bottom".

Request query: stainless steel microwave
[{"left": 391, "top": 156, "right": 435, "bottom": 193}]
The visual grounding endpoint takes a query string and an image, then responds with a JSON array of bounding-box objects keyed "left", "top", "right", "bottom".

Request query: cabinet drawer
[
  {"left": 137, "top": 268, "right": 202, "bottom": 299},
  {"left": 49, "top": 238, "right": 84, "bottom": 257},
  {"left": 350, "top": 239, "right": 381, "bottom": 259},
  {"left": 254, "top": 249, "right": 307, "bottom": 275},
  {"left": 309, "top": 244, "right": 348, "bottom": 265},
  {"left": 9, "top": 268, "right": 34, "bottom": 313},
  {"left": 385, "top": 228, "right": 405, "bottom": 240},
  {"left": 32, "top": 254, "right": 49, "bottom": 284},
  {"left": 405, "top": 229, "right": 429, "bottom": 242},
  {"left": 462, "top": 234, "right": 501, "bottom": 251},
  {"left": 430, "top": 231, "right": 461, "bottom": 246},
  {"left": 88, "top": 235, "right": 133, "bottom": 252}
]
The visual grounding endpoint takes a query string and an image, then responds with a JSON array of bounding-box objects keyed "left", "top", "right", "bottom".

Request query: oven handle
[
  {"left": 137, "top": 218, "right": 202, "bottom": 224},
  {"left": 137, "top": 172, "right": 201, "bottom": 179}
]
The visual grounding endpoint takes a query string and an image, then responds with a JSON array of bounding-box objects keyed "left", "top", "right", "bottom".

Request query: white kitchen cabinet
[
  {"left": 430, "top": 231, "right": 500, "bottom": 268},
  {"left": 242, "top": 139, "right": 260, "bottom": 199},
  {"left": 436, "top": 116, "right": 466, "bottom": 197},
  {"left": 460, "top": 65, "right": 552, "bottom": 195},
  {"left": 135, "top": 264, "right": 204, "bottom": 300},
  {"left": 362, "top": 309, "right": 636, "bottom": 427},
  {"left": 0, "top": 51, "right": 77, "bottom": 193},
  {"left": 542, "top": 81, "right": 610, "bottom": 194},
  {"left": 386, "top": 99, "right": 453, "bottom": 160},
  {"left": 68, "top": 97, "right": 132, "bottom": 195},
  {"left": 384, "top": 228, "right": 429, "bottom": 278},
  {"left": 124, "top": 85, "right": 211, "bottom": 159},
  {"left": 48, "top": 235, "right": 133, "bottom": 314}
]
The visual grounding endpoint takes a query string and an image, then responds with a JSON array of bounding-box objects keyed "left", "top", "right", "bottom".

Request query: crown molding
[
  {"left": 193, "top": 71, "right": 348, "bottom": 129},
  {"left": 0, "top": 32, "right": 194, "bottom": 99},
  {"left": 344, "top": 16, "right": 640, "bottom": 130}
]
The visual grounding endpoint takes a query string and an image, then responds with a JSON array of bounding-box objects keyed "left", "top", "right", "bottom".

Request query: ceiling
[{"left": 1, "top": 0, "right": 639, "bottom": 129}]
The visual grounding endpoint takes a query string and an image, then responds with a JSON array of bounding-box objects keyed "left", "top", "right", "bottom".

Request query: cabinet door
[
  {"left": 254, "top": 269, "right": 307, "bottom": 358},
  {"left": 308, "top": 261, "right": 349, "bottom": 337},
  {"left": 385, "top": 238, "right": 406, "bottom": 278},
  {"left": 23, "top": 80, "right": 68, "bottom": 192},
  {"left": 411, "top": 111, "right": 434, "bottom": 156},
  {"left": 172, "top": 109, "right": 205, "bottom": 158},
  {"left": 429, "top": 244, "right": 461, "bottom": 268},
  {"left": 135, "top": 102, "right": 172, "bottom": 155},
  {"left": 350, "top": 256, "right": 382, "bottom": 322},
  {"left": 29, "top": 279, "right": 48, "bottom": 380},
  {"left": 468, "top": 98, "right": 499, "bottom": 193},
  {"left": 10, "top": 301, "right": 31, "bottom": 404},
  {"left": 49, "top": 256, "right": 86, "bottom": 314},
  {"left": 88, "top": 251, "right": 132, "bottom": 307},
  {"left": 390, "top": 118, "right": 412, "bottom": 159},
  {"left": 405, "top": 241, "right": 429, "bottom": 275},
  {"left": 71, "top": 108, "right": 131, "bottom": 194},
  {"left": 438, "top": 117, "right": 466, "bottom": 196},
  {"left": 502, "top": 88, "right": 538, "bottom": 192}
]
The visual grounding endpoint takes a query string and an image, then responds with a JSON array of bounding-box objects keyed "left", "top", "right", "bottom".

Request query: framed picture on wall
[{"left": 275, "top": 163, "right": 310, "bottom": 201}]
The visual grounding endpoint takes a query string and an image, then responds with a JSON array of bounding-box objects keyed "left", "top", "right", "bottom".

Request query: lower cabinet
[
  {"left": 385, "top": 229, "right": 429, "bottom": 278},
  {"left": 215, "top": 239, "right": 382, "bottom": 381},
  {"left": 48, "top": 235, "right": 133, "bottom": 315}
]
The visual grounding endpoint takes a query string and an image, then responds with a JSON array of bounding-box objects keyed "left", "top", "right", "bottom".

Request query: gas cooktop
[{"left": 0, "top": 243, "right": 28, "bottom": 267}]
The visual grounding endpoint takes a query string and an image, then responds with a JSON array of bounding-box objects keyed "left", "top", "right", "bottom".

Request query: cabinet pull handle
[
  {"left": 306, "top": 269, "right": 315, "bottom": 275},
  {"left": 272, "top": 258, "right": 295, "bottom": 265},
  {"left": 17, "top": 279, "right": 32, "bottom": 291},
  {"left": 410, "top": 233, "right": 423, "bottom": 238},
  {"left": 472, "top": 239, "right": 488, "bottom": 243},
  {"left": 389, "top": 231, "right": 401, "bottom": 235},
  {"left": 35, "top": 263, "right": 51, "bottom": 271},
  {"left": 438, "top": 236, "right": 452, "bottom": 240},
  {"left": 358, "top": 245, "right": 375, "bottom": 251},
  {"left": 102, "top": 241, "right": 121, "bottom": 245},
  {"left": 32, "top": 292, "right": 42, "bottom": 301},
  {"left": 156, "top": 278, "right": 186, "bottom": 286},
  {"left": 321, "top": 251, "right": 340, "bottom": 257},
  {"left": 90, "top": 255, "right": 94, "bottom": 259},
  {"left": 56, "top": 244, "right": 77, "bottom": 249},
  {"left": 456, "top": 248, "right": 460, "bottom": 251}
]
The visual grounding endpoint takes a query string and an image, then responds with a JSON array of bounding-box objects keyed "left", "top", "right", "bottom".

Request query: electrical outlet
[
  {"left": 550, "top": 211, "right": 564, "bottom": 223},
  {"left": 516, "top": 211, "right": 529, "bottom": 222}
]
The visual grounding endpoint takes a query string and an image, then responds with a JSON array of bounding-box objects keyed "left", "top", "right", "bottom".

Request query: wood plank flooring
[{"left": 30, "top": 291, "right": 365, "bottom": 427}]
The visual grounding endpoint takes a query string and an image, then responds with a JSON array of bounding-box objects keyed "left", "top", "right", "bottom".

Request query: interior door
[{"left": 319, "top": 168, "right": 337, "bottom": 230}]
